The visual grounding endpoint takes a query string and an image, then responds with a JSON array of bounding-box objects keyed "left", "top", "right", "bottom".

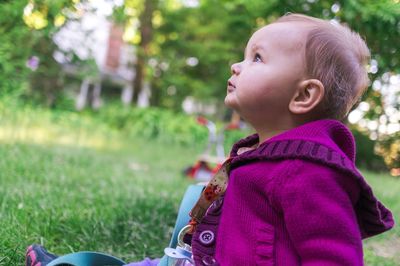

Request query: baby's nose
[{"left": 231, "top": 62, "right": 241, "bottom": 75}]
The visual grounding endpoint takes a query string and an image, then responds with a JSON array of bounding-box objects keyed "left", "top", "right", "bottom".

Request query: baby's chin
[
  {"left": 224, "top": 94, "right": 238, "bottom": 110},
  {"left": 224, "top": 94, "right": 233, "bottom": 107}
]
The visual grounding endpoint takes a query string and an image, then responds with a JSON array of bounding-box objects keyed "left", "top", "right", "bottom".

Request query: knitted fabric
[{"left": 191, "top": 119, "right": 394, "bottom": 265}]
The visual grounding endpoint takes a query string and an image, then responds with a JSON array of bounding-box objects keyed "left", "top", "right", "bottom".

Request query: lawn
[{"left": 0, "top": 106, "right": 398, "bottom": 265}]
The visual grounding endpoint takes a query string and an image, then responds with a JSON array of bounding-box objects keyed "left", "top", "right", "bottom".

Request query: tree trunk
[
  {"left": 132, "top": 0, "right": 158, "bottom": 104},
  {"left": 149, "top": 85, "right": 161, "bottom": 106}
]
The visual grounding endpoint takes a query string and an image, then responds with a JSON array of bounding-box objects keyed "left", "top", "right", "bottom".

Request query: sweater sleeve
[{"left": 274, "top": 160, "right": 363, "bottom": 265}]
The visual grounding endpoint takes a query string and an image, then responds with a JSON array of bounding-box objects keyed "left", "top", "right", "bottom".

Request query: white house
[{"left": 53, "top": 4, "right": 138, "bottom": 110}]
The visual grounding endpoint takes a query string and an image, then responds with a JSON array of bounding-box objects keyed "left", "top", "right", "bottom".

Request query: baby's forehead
[{"left": 247, "top": 22, "right": 310, "bottom": 53}]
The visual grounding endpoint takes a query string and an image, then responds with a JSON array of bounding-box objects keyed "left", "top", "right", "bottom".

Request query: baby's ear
[{"left": 289, "top": 79, "right": 324, "bottom": 115}]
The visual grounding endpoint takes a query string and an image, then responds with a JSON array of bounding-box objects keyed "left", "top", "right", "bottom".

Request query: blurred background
[
  {"left": 1, "top": 0, "right": 399, "bottom": 173},
  {"left": 0, "top": 0, "right": 399, "bottom": 265}
]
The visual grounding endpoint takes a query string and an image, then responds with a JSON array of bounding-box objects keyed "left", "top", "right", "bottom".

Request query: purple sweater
[{"left": 191, "top": 119, "right": 394, "bottom": 265}]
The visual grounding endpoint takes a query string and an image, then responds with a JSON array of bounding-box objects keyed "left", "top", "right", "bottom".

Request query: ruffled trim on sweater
[{"left": 255, "top": 224, "right": 275, "bottom": 266}]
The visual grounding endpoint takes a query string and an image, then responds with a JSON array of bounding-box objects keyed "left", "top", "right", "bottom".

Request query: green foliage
[
  {"left": 224, "top": 126, "right": 251, "bottom": 153},
  {"left": 23, "top": 1, "right": 78, "bottom": 107},
  {"left": 351, "top": 127, "right": 387, "bottom": 171},
  {"left": 0, "top": 0, "right": 92, "bottom": 107},
  {"left": 0, "top": 1, "right": 32, "bottom": 96},
  {"left": 152, "top": 0, "right": 255, "bottom": 109},
  {"left": 2, "top": 0, "right": 399, "bottom": 109},
  {"left": 149, "top": 0, "right": 400, "bottom": 110},
  {"left": 0, "top": 98, "right": 249, "bottom": 154},
  {"left": 95, "top": 104, "right": 209, "bottom": 146},
  {"left": 342, "top": 0, "right": 400, "bottom": 74},
  {"left": 90, "top": 103, "right": 250, "bottom": 152},
  {"left": 377, "top": 132, "right": 400, "bottom": 170}
]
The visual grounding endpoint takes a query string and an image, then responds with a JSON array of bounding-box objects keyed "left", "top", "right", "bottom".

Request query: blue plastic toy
[{"left": 46, "top": 251, "right": 126, "bottom": 266}]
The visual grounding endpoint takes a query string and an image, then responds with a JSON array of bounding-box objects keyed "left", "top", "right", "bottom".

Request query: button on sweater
[{"left": 192, "top": 119, "right": 394, "bottom": 265}]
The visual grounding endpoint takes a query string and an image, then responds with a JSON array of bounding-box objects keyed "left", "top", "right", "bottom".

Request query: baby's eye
[{"left": 253, "top": 53, "right": 262, "bottom": 63}]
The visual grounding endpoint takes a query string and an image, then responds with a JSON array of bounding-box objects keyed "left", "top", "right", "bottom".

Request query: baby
[
  {"left": 26, "top": 13, "right": 394, "bottom": 266},
  {"left": 189, "top": 13, "right": 394, "bottom": 265}
]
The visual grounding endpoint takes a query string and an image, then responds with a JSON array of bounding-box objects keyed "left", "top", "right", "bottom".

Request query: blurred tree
[
  {"left": 22, "top": 0, "right": 78, "bottom": 107},
  {"left": 2, "top": 0, "right": 398, "bottom": 110},
  {"left": 377, "top": 131, "right": 400, "bottom": 171},
  {"left": 351, "top": 126, "right": 387, "bottom": 171},
  {"left": 133, "top": 0, "right": 159, "bottom": 104},
  {"left": 0, "top": 1, "right": 33, "bottom": 98},
  {"left": 114, "top": 0, "right": 160, "bottom": 106},
  {"left": 152, "top": 0, "right": 399, "bottom": 110}
]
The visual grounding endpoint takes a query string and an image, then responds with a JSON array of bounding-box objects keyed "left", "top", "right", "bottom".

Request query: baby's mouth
[{"left": 227, "top": 80, "right": 236, "bottom": 92}]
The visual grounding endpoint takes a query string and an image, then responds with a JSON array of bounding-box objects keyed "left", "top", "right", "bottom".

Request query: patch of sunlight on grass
[
  {"left": 0, "top": 125, "right": 124, "bottom": 150},
  {"left": 0, "top": 103, "right": 126, "bottom": 150}
]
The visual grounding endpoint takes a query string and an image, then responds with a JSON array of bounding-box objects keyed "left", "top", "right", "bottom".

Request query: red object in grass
[
  {"left": 185, "top": 161, "right": 213, "bottom": 178},
  {"left": 196, "top": 116, "right": 209, "bottom": 126},
  {"left": 225, "top": 122, "right": 240, "bottom": 130}
]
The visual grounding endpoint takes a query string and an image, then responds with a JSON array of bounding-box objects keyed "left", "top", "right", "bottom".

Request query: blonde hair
[{"left": 275, "top": 14, "right": 370, "bottom": 120}]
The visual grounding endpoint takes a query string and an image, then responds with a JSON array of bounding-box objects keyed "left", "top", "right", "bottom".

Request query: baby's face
[{"left": 225, "top": 21, "right": 309, "bottom": 124}]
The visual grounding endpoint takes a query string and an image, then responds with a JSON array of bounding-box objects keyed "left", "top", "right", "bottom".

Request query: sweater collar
[{"left": 231, "top": 119, "right": 356, "bottom": 162}]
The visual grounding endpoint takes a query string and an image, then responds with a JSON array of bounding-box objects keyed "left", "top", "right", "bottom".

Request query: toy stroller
[{"left": 184, "top": 117, "right": 226, "bottom": 182}]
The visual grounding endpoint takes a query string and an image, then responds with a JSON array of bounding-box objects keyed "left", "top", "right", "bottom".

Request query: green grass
[
  {"left": 0, "top": 105, "right": 398, "bottom": 265},
  {"left": 363, "top": 170, "right": 400, "bottom": 265},
  {"left": 0, "top": 105, "right": 203, "bottom": 264},
  {"left": 0, "top": 140, "right": 201, "bottom": 265}
]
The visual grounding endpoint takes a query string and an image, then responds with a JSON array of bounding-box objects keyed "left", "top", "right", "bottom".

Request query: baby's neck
[
  {"left": 252, "top": 116, "right": 312, "bottom": 145},
  {"left": 257, "top": 129, "right": 291, "bottom": 145}
]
